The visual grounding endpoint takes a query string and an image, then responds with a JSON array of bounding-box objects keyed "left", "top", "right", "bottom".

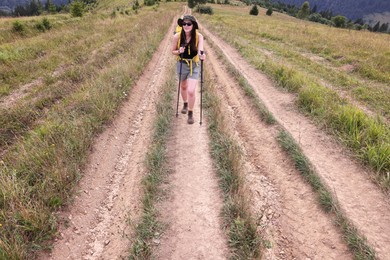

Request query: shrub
[
  {"left": 145, "top": 0, "right": 156, "bottom": 6},
  {"left": 35, "top": 17, "right": 52, "bottom": 32},
  {"left": 197, "top": 5, "right": 214, "bottom": 14},
  {"left": 133, "top": 0, "right": 140, "bottom": 11},
  {"left": 332, "top": 15, "right": 346, "bottom": 28},
  {"left": 42, "top": 18, "right": 52, "bottom": 30},
  {"left": 266, "top": 7, "right": 273, "bottom": 16},
  {"left": 70, "top": 1, "right": 84, "bottom": 17},
  {"left": 12, "top": 20, "right": 25, "bottom": 33},
  {"left": 36, "top": 22, "right": 46, "bottom": 32},
  {"left": 249, "top": 5, "right": 258, "bottom": 16}
]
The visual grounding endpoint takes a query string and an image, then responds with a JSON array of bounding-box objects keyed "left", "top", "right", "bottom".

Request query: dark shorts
[{"left": 176, "top": 60, "right": 200, "bottom": 81}]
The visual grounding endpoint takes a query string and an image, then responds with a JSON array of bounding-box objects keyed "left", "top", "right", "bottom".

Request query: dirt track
[
  {"left": 202, "top": 26, "right": 390, "bottom": 259},
  {"left": 39, "top": 18, "right": 177, "bottom": 260},
  {"left": 40, "top": 13, "right": 390, "bottom": 260}
]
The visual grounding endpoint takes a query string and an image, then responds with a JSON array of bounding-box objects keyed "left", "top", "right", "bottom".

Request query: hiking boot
[
  {"left": 181, "top": 102, "right": 188, "bottom": 114},
  {"left": 187, "top": 111, "right": 194, "bottom": 124}
]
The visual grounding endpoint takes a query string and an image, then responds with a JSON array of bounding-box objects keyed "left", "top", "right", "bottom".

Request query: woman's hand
[
  {"left": 179, "top": 46, "right": 185, "bottom": 54},
  {"left": 199, "top": 52, "right": 206, "bottom": 60}
]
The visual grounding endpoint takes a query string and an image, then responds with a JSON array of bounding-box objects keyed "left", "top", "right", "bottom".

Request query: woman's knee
[{"left": 181, "top": 81, "right": 187, "bottom": 90}]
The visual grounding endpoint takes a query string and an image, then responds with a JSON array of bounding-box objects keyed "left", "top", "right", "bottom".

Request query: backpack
[{"left": 176, "top": 29, "right": 200, "bottom": 64}]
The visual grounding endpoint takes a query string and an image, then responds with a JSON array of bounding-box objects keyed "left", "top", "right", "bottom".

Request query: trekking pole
[
  {"left": 176, "top": 44, "right": 185, "bottom": 117},
  {"left": 200, "top": 50, "right": 204, "bottom": 125}
]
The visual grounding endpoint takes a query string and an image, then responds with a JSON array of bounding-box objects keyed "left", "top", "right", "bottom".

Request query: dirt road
[
  {"left": 154, "top": 96, "right": 229, "bottom": 259},
  {"left": 40, "top": 14, "right": 390, "bottom": 260},
  {"left": 40, "top": 18, "right": 177, "bottom": 260},
  {"left": 202, "top": 25, "right": 390, "bottom": 259}
]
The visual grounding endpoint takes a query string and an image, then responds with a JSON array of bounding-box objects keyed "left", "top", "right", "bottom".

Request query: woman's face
[{"left": 182, "top": 19, "right": 193, "bottom": 33}]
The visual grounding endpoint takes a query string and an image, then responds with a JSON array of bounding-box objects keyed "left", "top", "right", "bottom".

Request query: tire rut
[
  {"left": 205, "top": 39, "right": 351, "bottom": 259},
  {"left": 39, "top": 19, "right": 176, "bottom": 260},
  {"left": 202, "top": 25, "right": 390, "bottom": 259},
  {"left": 154, "top": 50, "right": 229, "bottom": 260}
]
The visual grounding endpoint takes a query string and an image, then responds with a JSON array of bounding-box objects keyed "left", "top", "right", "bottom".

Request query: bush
[
  {"left": 132, "top": 0, "right": 140, "bottom": 11},
  {"left": 266, "top": 7, "right": 273, "bottom": 16},
  {"left": 145, "top": 0, "right": 156, "bottom": 6},
  {"left": 12, "top": 20, "right": 25, "bottom": 33},
  {"left": 197, "top": 5, "right": 214, "bottom": 14},
  {"left": 70, "top": 1, "right": 84, "bottom": 17},
  {"left": 42, "top": 18, "right": 52, "bottom": 30},
  {"left": 249, "top": 5, "right": 258, "bottom": 16},
  {"left": 36, "top": 17, "right": 52, "bottom": 32},
  {"left": 332, "top": 15, "right": 346, "bottom": 28}
]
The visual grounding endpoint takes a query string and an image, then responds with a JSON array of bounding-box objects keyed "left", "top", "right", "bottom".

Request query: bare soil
[
  {"left": 154, "top": 97, "right": 229, "bottom": 259},
  {"left": 39, "top": 20, "right": 176, "bottom": 260},
  {"left": 39, "top": 15, "right": 390, "bottom": 260},
  {"left": 204, "top": 36, "right": 351, "bottom": 259},
  {"left": 202, "top": 26, "right": 390, "bottom": 259}
]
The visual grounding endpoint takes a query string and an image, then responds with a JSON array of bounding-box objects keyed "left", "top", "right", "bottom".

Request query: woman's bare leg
[{"left": 186, "top": 78, "right": 198, "bottom": 111}]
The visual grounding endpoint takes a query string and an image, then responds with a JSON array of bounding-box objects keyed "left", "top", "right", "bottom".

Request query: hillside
[
  {"left": 0, "top": 1, "right": 389, "bottom": 259},
  {"left": 272, "top": 0, "right": 390, "bottom": 22},
  {"left": 0, "top": 0, "right": 67, "bottom": 10}
]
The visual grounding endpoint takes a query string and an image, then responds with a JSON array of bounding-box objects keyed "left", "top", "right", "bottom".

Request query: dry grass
[
  {"left": 198, "top": 5, "right": 390, "bottom": 189},
  {"left": 199, "top": 5, "right": 390, "bottom": 119},
  {"left": 0, "top": 1, "right": 181, "bottom": 258}
]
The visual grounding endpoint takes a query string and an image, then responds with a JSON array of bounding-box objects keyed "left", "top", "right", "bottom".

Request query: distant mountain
[
  {"left": 0, "top": 0, "right": 69, "bottom": 11},
  {"left": 272, "top": 0, "right": 390, "bottom": 23}
]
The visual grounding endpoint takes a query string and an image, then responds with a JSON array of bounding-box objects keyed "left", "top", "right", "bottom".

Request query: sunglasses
[{"left": 182, "top": 22, "right": 193, "bottom": 26}]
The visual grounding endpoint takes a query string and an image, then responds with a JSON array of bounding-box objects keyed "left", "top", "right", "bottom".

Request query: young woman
[{"left": 172, "top": 15, "right": 206, "bottom": 124}]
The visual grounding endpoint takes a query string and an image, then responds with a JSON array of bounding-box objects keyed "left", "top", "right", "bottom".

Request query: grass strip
[
  {"left": 204, "top": 65, "right": 261, "bottom": 259},
  {"left": 207, "top": 39, "right": 276, "bottom": 125},
  {"left": 204, "top": 24, "right": 377, "bottom": 259},
  {"left": 0, "top": 6, "right": 177, "bottom": 258},
  {"left": 129, "top": 68, "right": 176, "bottom": 259},
  {"left": 277, "top": 130, "right": 376, "bottom": 259},
  {"left": 200, "top": 15, "right": 390, "bottom": 189},
  {"left": 0, "top": 9, "right": 167, "bottom": 150}
]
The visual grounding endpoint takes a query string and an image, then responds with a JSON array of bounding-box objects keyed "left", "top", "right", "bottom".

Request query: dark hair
[{"left": 180, "top": 22, "right": 197, "bottom": 52}]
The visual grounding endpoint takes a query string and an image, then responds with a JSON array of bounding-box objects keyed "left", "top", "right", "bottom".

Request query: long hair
[{"left": 180, "top": 27, "right": 197, "bottom": 51}]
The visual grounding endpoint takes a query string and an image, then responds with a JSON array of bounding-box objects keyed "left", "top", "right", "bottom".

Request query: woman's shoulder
[{"left": 196, "top": 31, "right": 204, "bottom": 38}]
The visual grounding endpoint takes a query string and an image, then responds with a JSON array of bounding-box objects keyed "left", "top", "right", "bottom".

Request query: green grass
[
  {"left": 198, "top": 6, "right": 390, "bottom": 189},
  {"left": 207, "top": 38, "right": 276, "bottom": 125},
  {"left": 277, "top": 130, "right": 375, "bottom": 259},
  {"left": 129, "top": 69, "right": 176, "bottom": 259},
  {"left": 204, "top": 61, "right": 262, "bottom": 259},
  {"left": 198, "top": 5, "right": 390, "bottom": 119},
  {"left": 203, "top": 20, "right": 377, "bottom": 258},
  {"left": 0, "top": 2, "right": 180, "bottom": 258}
]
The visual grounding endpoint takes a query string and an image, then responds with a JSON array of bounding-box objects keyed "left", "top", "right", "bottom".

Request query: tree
[
  {"left": 372, "top": 21, "right": 380, "bottom": 32},
  {"left": 29, "top": 0, "right": 39, "bottom": 16},
  {"left": 332, "top": 15, "right": 346, "bottom": 28},
  {"left": 379, "top": 22, "right": 388, "bottom": 33},
  {"left": 37, "top": 0, "right": 43, "bottom": 15},
  {"left": 249, "top": 5, "right": 259, "bottom": 16},
  {"left": 311, "top": 4, "right": 317, "bottom": 14},
  {"left": 297, "top": 1, "right": 310, "bottom": 19},
  {"left": 266, "top": 7, "right": 272, "bottom": 16}
]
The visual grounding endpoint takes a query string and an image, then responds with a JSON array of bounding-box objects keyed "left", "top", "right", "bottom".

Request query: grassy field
[
  {"left": 198, "top": 5, "right": 390, "bottom": 189},
  {"left": 0, "top": 1, "right": 180, "bottom": 258}
]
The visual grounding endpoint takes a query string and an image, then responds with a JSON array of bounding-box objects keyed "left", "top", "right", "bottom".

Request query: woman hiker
[{"left": 172, "top": 15, "right": 206, "bottom": 124}]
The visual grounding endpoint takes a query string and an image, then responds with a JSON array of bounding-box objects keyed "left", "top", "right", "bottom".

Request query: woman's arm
[
  {"left": 198, "top": 33, "right": 206, "bottom": 60},
  {"left": 172, "top": 33, "right": 180, "bottom": 55}
]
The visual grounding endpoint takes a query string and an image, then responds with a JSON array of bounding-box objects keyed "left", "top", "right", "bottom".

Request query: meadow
[
  {"left": 1, "top": 1, "right": 389, "bottom": 258},
  {"left": 199, "top": 5, "right": 390, "bottom": 188},
  {"left": 0, "top": 1, "right": 180, "bottom": 258}
]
